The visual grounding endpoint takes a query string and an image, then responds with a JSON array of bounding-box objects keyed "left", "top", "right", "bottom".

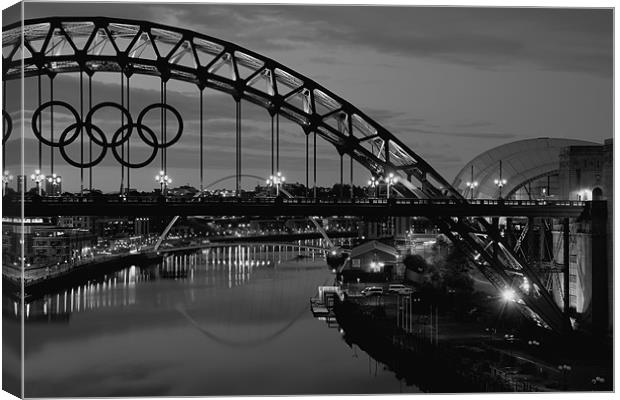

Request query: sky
[{"left": 2, "top": 2, "right": 613, "bottom": 192}]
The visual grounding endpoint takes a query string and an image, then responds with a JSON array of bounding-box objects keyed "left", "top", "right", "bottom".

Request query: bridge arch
[
  {"left": 3, "top": 16, "right": 456, "bottom": 198},
  {"left": 203, "top": 174, "right": 266, "bottom": 190},
  {"left": 3, "top": 17, "right": 575, "bottom": 333}
]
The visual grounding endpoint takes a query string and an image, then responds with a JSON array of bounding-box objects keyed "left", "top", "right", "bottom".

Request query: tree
[
  {"left": 403, "top": 253, "right": 428, "bottom": 273},
  {"left": 443, "top": 246, "right": 475, "bottom": 295}
]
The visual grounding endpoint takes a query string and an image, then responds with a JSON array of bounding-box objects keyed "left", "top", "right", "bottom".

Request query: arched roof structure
[{"left": 452, "top": 138, "right": 598, "bottom": 199}]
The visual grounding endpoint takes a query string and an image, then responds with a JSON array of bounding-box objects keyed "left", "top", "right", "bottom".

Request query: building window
[
  {"left": 569, "top": 254, "right": 577, "bottom": 264},
  {"left": 569, "top": 274, "right": 577, "bottom": 283}
]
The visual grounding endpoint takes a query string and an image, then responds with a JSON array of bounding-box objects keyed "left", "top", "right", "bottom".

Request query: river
[{"left": 7, "top": 243, "right": 420, "bottom": 397}]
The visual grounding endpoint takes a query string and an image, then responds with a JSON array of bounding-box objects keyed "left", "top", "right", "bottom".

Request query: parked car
[
  {"left": 361, "top": 286, "right": 384, "bottom": 296},
  {"left": 388, "top": 284, "right": 414, "bottom": 295}
]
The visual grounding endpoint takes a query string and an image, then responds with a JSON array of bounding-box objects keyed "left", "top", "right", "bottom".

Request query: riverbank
[
  {"left": 3, "top": 252, "right": 161, "bottom": 300},
  {"left": 3, "top": 231, "right": 351, "bottom": 299},
  {"left": 333, "top": 296, "right": 612, "bottom": 392}
]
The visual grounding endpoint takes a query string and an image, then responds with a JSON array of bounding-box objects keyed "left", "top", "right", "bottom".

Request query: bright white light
[
  {"left": 520, "top": 277, "right": 530, "bottom": 293},
  {"left": 502, "top": 288, "right": 517, "bottom": 302},
  {"left": 466, "top": 181, "right": 478, "bottom": 188}
]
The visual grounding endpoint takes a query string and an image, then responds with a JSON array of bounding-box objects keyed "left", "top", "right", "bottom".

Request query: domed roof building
[{"left": 452, "top": 138, "right": 598, "bottom": 200}]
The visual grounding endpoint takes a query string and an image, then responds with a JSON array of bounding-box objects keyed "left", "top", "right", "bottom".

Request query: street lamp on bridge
[
  {"left": 558, "top": 364, "right": 572, "bottom": 390},
  {"left": 385, "top": 173, "right": 398, "bottom": 199},
  {"left": 30, "top": 169, "right": 45, "bottom": 195},
  {"left": 466, "top": 180, "right": 478, "bottom": 200},
  {"left": 155, "top": 170, "right": 172, "bottom": 195},
  {"left": 494, "top": 160, "right": 507, "bottom": 199},
  {"left": 466, "top": 165, "right": 478, "bottom": 200},
  {"left": 3, "top": 171, "right": 13, "bottom": 195},
  {"left": 367, "top": 176, "right": 379, "bottom": 197},
  {"left": 266, "top": 171, "right": 285, "bottom": 196},
  {"left": 47, "top": 173, "right": 62, "bottom": 196}
]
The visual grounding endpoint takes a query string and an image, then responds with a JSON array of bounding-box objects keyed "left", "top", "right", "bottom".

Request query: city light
[
  {"left": 369, "top": 261, "right": 384, "bottom": 272},
  {"left": 494, "top": 178, "right": 507, "bottom": 187},
  {"left": 155, "top": 170, "right": 172, "bottom": 194},
  {"left": 266, "top": 171, "right": 285, "bottom": 196},
  {"left": 466, "top": 180, "right": 478, "bottom": 199},
  {"left": 494, "top": 160, "right": 507, "bottom": 199},
  {"left": 3, "top": 170, "right": 13, "bottom": 195},
  {"left": 466, "top": 164, "right": 477, "bottom": 200},
  {"left": 520, "top": 277, "right": 531, "bottom": 294},
  {"left": 30, "top": 169, "right": 46, "bottom": 195},
  {"left": 385, "top": 173, "right": 398, "bottom": 199},
  {"left": 47, "top": 173, "right": 62, "bottom": 196},
  {"left": 501, "top": 288, "right": 517, "bottom": 302},
  {"left": 367, "top": 176, "right": 379, "bottom": 197}
]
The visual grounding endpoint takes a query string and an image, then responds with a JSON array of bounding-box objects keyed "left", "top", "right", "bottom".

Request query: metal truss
[
  {"left": 2, "top": 17, "right": 570, "bottom": 333},
  {"left": 504, "top": 169, "right": 559, "bottom": 199}
]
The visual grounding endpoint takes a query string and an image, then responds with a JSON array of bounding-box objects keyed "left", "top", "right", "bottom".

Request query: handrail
[{"left": 6, "top": 195, "right": 588, "bottom": 208}]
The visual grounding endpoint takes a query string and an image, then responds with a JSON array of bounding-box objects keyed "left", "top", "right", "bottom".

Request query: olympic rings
[
  {"left": 32, "top": 101, "right": 82, "bottom": 147},
  {"left": 137, "top": 103, "right": 183, "bottom": 148},
  {"left": 3, "top": 109, "right": 12, "bottom": 145},
  {"left": 59, "top": 123, "right": 107, "bottom": 169},
  {"left": 111, "top": 124, "right": 159, "bottom": 168},
  {"left": 85, "top": 102, "right": 134, "bottom": 148},
  {"left": 29, "top": 100, "right": 183, "bottom": 169}
]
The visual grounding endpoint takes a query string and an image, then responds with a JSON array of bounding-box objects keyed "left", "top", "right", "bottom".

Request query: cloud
[
  {"left": 405, "top": 127, "right": 517, "bottom": 140},
  {"left": 147, "top": 5, "right": 612, "bottom": 77},
  {"left": 17, "top": 4, "right": 612, "bottom": 77}
]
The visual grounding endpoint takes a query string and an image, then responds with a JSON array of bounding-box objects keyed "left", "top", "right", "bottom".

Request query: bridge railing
[{"left": 6, "top": 194, "right": 587, "bottom": 208}]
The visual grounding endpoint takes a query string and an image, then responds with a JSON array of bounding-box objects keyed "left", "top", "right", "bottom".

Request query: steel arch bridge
[{"left": 2, "top": 17, "right": 569, "bottom": 333}]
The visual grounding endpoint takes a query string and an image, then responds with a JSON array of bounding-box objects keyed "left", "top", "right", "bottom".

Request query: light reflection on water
[{"left": 18, "top": 241, "right": 418, "bottom": 396}]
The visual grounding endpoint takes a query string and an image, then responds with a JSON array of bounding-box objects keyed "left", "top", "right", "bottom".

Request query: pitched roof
[{"left": 349, "top": 240, "right": 398, "bottom": 259}]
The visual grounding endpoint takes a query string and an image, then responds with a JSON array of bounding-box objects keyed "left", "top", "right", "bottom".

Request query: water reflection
[
  {"left": 17, "top": 241, "right": 329, "bottom": 321},
  {"left": 18, "top": 239, "right": 416, "bottom": 397}
]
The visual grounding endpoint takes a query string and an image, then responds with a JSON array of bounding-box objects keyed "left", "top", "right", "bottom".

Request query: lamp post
[
  {"left": 155, "top": 170, "right": 172, "bottom": 195},
  {"left": 30, "top": 169, "right": 45, "bottom": 195},
  {"left": 494, "top": 160, "right": 507, "bottom": 199},
  {"left": 591, "top": 376, "right": 605, "bottom": 387},
  {"left": 466, "top": 165, "right": 478, "bottom": 200},
  {"left": 485, "top": 327, "right": 496, "bottom": 342},
  {"left": 266, "top": 171, "right": 285, "bottom": 196},
  {"left": 385, "top": 173, "right": 398, "bottom": 199},
  {"left": 527, "top": 339, "right": 540, "bottom": 348},
  {"left": 558, "top": 364, "right": 572, "bottom": 390},
  {"left": 47, "top": 173, "right": 61, "bottom": 196},
  {"left": 367, "top": 176, "right": 379, "bottom": 197},
  {"left": 2, "top": 171, "right": 13, "bottom": 195},
  {"left": 504, "top": 334, "right": 516, "bottom": 356},
  {"left": 466, "top": 180, "right": 478, "bottom": 200}
]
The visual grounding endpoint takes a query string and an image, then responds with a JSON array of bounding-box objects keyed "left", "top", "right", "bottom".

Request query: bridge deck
[{"left": 3, "top": 196, "right": 591, "bottom": 218}]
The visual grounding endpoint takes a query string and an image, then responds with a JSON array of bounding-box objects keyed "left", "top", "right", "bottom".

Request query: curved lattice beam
[
  {"left": 504, "top": 170, "right": 559, "bottom": 199},
  {"left": 2, "top": 16, "right": 456, "bottom": 198},
  {"left": 2, "top": 17, "right": 570, "bottom": 333}
]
